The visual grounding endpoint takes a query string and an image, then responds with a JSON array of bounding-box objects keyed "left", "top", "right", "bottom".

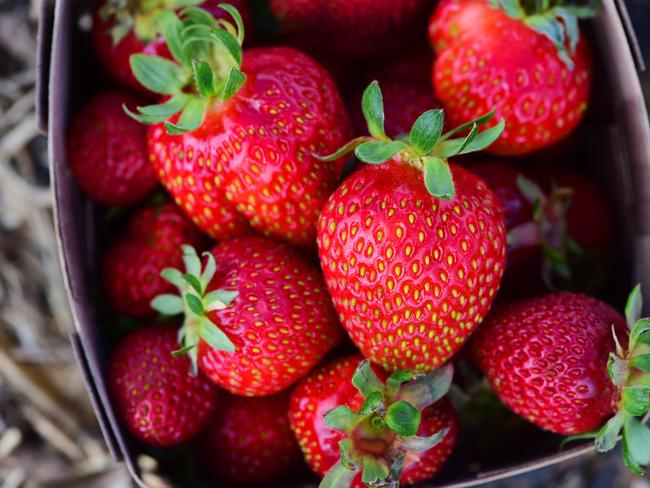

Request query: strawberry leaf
[
  {"left": 410, "top": 109, "right": 444, "bottom": 156},
  {"left": 361, "top": 81, "right": 387, "bottom": 140},
  {"left": 355, "top": 140, "right": 408, "bottom": 164},
  {"left": 423, "top": 156, "right": 455, "bottom": 200},
  {"left": 130, "top": 54, "right": 188, "bottom": 95}
]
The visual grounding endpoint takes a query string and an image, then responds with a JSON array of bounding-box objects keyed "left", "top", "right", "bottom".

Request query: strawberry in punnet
[
  {"left": 429, "top": 0, "right": 593, "bottom": 156},
  {"left": 125, "top": 5, "right": 351, "bottom": 244},
  {"left": 151, "top": 236, "right": 343, "bottom": 396},
  {"left": 109, "top": 326, "right": 217, "bottom": 447},
  {"left": 471, "top": 287, "right": 650, "bottom": 474},
  {"left": 91, "top": 0, "right": 251, "bottom": 94},
  {"left": 197, "top": 392, "right": 303, "bottom": 486},
  {"left": 289, "top": 355, "right": 458, "bottom": 487},
  {"left": 102, "top": 199, "right": 207, "bottom": 319},
  {"left": 317, "top": 82, "right": 507, "bottom": 372},
  {"left": 471, "top": 161, "right": 614, "bottom": 295},
  {"left": 269, "top": 0, "right": 434, "bottom": 59},
  {"left": 67, "top": 91, "right": 158, "bottom": 206}
]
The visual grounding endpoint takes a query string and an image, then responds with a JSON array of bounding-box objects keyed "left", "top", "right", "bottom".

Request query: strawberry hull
[{"left": 38, "top": 0, "right": 649, "bottom": 486}]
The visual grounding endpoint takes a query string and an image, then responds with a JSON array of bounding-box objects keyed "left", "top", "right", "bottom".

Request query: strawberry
[
  {"left": 471, "top": 161, "right": 614, "bottom": 296},
  {"left": 125, "top": 6, "right": 351, "bottom": 245},
  {"left": 91, "top": 0, "right": 252, "bottom": 94},
  {"left": 317, "top": 82, "right": 507, "bottom": 372},
  {"left": 269, "top": 0, "right": 434, "bottom": 59},
  {"left": 289, "top": 355, "right": 458, "bottom": 487},
  {"left": 196, "top": 392, "right": 303, "bottom": 486},
  {"left": 66, "top": 91, "right": 158, "bottom": 206},
  {"left": 102, "top": 200, "right": 207, "bottom": 319},
  {"left": 471, "top": 287, "right": 650, "bottom": 475},
  {"left": 429, "top": 0, "right": 593, "bottom": 156},
  {"left": 151, "top": 237, "right": 343, "bottom": 396},
  {"left": 109, "top": 326, "right": 217, "bottom": 447}
]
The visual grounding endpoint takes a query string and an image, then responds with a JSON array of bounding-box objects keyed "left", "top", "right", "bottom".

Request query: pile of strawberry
[{"left": 67, "top": 0, "right": 650, "bottom": 485}]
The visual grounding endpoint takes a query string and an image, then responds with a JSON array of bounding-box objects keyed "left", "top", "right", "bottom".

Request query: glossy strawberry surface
[
  {"left": 289, "top": 355, "right": 458, "bottom": 486},
  {"left": 318, "top": 162, "right": 506, "bottom": 372},
  {"left": 109, "top": 326, "right": 217, "bottom": 447},
  {"left": 196, "top": 236, "right": 343, "bottom": 396},
  {"left": 91, "top": 0, "right": 252, "bottom": 94},
  {"left": 429, "top": 0, "right": 592, "bottom": 156},
  {"left": 471, "top": 292, "right": 626, "bottom": 434},
  {"left": 197, "top": 392, "right": 303, "bottom": 486},
  {"left": 102, "top": 201, "right": 207, "bottom": 318},
  {"left": 67, "top": 91, "right": 157, "bottom": 206},
  {"left": 148, "top": 47, "right": 351, "bottom": 245}
]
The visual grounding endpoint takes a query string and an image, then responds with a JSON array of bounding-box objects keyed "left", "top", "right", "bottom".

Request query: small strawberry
[
  {"left": 289, "top": 355, "right": 458, "bottom": 487},
  {"left": 151, "top": 237, "right": 343, "bottom": 396},
  {"left": 317, "top": 82, "right": 507, "bottom": 372},
  {"left": 196, "top": 392, "right": 303, "bottom": 486},
  {"left": 91, "top": 0, "right": 252, "bottom": 94},
  {"left": 125, "top": 6, "right": 351, "bottom": 244},
  {"left": 269, "top": 0, "right": 434, "bottom": 59},
  {"left": 66, "top": 91, "right": 158, "bottom": 206},
  {"left": 471, "top": 287, "right": 650, "bottom": 475},
  {"left": 429, "top": 0, "right": 593, "bottom": 156},
  {"left": 102, "top": 200, "right": 207, "bottom": 319},
  {"left": 109, "top": 326, "right": 217, "bottom": 447}
]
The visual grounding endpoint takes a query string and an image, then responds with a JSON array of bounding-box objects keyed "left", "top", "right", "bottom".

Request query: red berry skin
[
  {"left": 197, "top": 236, "right": 343, "bottom": 396},
  {"left": 102, "top": 201, "right": 207, "bottom": 319},
  {"left": 91, "top": 0, "right": 252, "bottom": 95},
  {"left": 196, "top": 393, "right": 303, "bottom": 487},
  {"left": 429, "top": 0, "right": 592, "bottom": 156},
  {"left": 270, "top": 0, "right": 434, "bottom": 59},
  {"left": 148, "top": 47, "right": 351, "bottom": 245},
  {"left": 317, "top": 162, "right": 507, "bottom": 372},
  {"left": 67, "top": 91, "right": 158, "bottom": 206},
  {"left": 289, "top": 355, "right": 458, "bottom": 486},
  {"left": 109, "top": 326, "right": 217, "bottom": 447},
  {"left": 471, "top": 293, "right": 626, "bottom": 435}
]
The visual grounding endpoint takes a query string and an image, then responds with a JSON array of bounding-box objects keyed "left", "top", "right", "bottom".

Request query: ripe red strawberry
[
  {"left": 109, "top": 326, "right": 217, "bottom": 447},
  {"left": 196, "top": 392, "right": 303, "bottom": 486},
  {"left": 91, "top": 0, "right": 252, "bottom": 94},
  {"left": 102, "top": 200, "right": 207, "bottom": 319},
  {"left": 317, "top": 82, "right": 507, "bottom": 372},
  {"left": 289, "top": 355, "right": 458, "bottom": 487},
  {"left": 470, "top": 287, "right": 650, "bottom": 474},
  {"left": 66, "top": 91, "right": 157, "bottom": 206},
  {"left": 429, "top": 0, "right": 593, "bottom": 156},
  {"left": 127, "top": 7, "right": 351, "bottom": 245},
  {"left": 151, "top": 236, "right": 343, "bottom": 396},
  {"left": 269, "top": 0, "right": 434, "bottom": 58}
]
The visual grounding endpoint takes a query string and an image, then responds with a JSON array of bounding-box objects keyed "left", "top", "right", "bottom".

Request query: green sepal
[
  {"left": 399, "top": 364, "right": 453, "bottom": 410},
  {"left": 388, "top": 452, "right": 406, "bottom": 484},
  {"left": 181, "top": 6, "right": 220, "bottom": 28},
  {"left": 183, "top": 273, "right": 203, "bottom": 295},
  {"left": 526, "top": 14, "right": 573, "bottom": 69},
  {"left": 185, "top": 293, "right": 204, "bottom": 315},
  {"left": 559, "top": 430, "right": 596, "bottom": 450},
  {"left": 211, "top": 28, "right": 243, "bottom": 67},
  {"left": 359, "top": 391, "right": 385, "bottom": 415},
  {"left": 355, "top": 140, "right": 409, "bottom": 165},
  {"left": 631, "top": 354, "right": 650, "bottom": 374},
  {"left": 607, "top": 352, "right": 628, "bottom": 387},
  {"left": 622, "top": 386, "right": 650, "bottom": 417},
  {"left": 164, "top": 97, "right": 207, "bottom": 135},
  {"left": 623, "top": 435, "right": 646, "bottom": 476},
  {"left": 319, "top": 462, "right": 357, "bottom": 488},
  {"left": 339, "top": 438, "right": 357, "bottom": 470},
  {"left": 157, "top": 9, "right": 190, "bottom": 67},
  {"left": 624, "top": 416, "right": 650, "bottom": 468},
  {"left": 361, "top": 457, "right": 390, "bottom": 486},
  {"left": 516, "top": 175, "right": 546, "bottom": 204},
  {"left": 324, "top": 406, "right": 361, "bottom": 433},
  {"left": 219, "top": 67, "right": 246, "bottom": 101},
  {"left": 315, "top": 137, "right": 372, "bottom": 162},
  {"left": 361, "top": 81, "right": 387, "bottom": 140},
  {"left": 192, "top": 59, "right": 217, "bottom": 98},
  {"left": 410, "top": 109, "right": 444, "bottom": 156},
  {"left": 181, "top": 244, "right": 202, "bottom": 276},
  {"left": 386, "top": 370, "right": 414, "bottom": 399},
  {"left": 489, "top": 0, "right": 526, "bottom": 18},
  {"left": 397, "top": 427, "right": 450, "bottom": 452},
  {"left": 436, "top": 123, "right": 478, "bottom": 158},
  {"left": 151, "top": 294, "right": 184, "bottom": 316},
  {"left": 351, "top": 360, "right": 384, "bottom": 397},
  {"left": 626, "top": 284, "right": 643, "bottom": 329},
  {"left": 199, "top": 316, "right": 236, "bottom": 352},
  {"left": 594, "top": 411, "right": 624, "bottom": 452},
  {"left": 130, "top": 54, "right": 188, "bottom": 95},
  {"left": 630, "top": 318, "right": 650, "bottom": 350},
  {"left": 123, "top": 95, "right": 190, "bottom": 124},
  {"left": 385, "top": 401, "right": 421, "bottom": 437},
  {"left": 204, "top": 289, "right": 238, "bottom": 311},
  {"left": 439, "top": 110, "right": 495, "bottom": 140},
  {"left": 218, "top": 3, "right": 245, "bottom": 44},
  {"left": 423, "top": 157, "right": 455, "bottom": 200},
  {"left": 161, "top": 267, "right": 185, "bottom": 288}
]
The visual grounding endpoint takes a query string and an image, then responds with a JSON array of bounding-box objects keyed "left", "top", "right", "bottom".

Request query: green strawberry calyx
[
  {"left": 489, "top": 0, "right": 596, "bottom": 70},
  {"left": 318, "top": 81, "right": 505, "bottom": 201},
  {"left": 151, "top": 244, "right": 238, "bottom": 375},
  {"left": 99, "top": 0, "right": 204, "bottom": 45},
  {"left": 564, "top": 285, "right": 650, "bottom": 475},
  {"left": 320, "top": 361, "right": 453, "bottom": 488},
  {"left": 123, "top": 4, "right": 247, "bottom": 135}
]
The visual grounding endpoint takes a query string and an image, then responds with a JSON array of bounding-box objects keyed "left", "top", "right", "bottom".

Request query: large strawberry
[
  {"left": 91, "top": 0, "right": 251, "bottom": 94},
  {"left": 471, "top": 287, "right": 650, "bottom": 474},
  {"left": 269, "top": 0, "right": 434, "bottom": 59},
  {"left": 429, "top": 0, "right": 593, "bottom": 156},
  {"left": 196, "top": 392, "right": 303, "bottom": 486},
  {"left": 109, "top": 326, "right": 217, "bottom": 447},
  {"left": 125, "top": 6, "right": 351, "bottom": 244},
  {"left": 151, "top": 237, "right": 343, "bottom": 396},
  {"left": 317, "top": 82, "right": 507, "bottom": 372},
  {"left": 102, "top": 199, "right": 207, "bottom": 319},
  {"left": 289, "top": 355, "right": 458, "bottom": 487},
  {"left": 67, "top": 91, "right": 158, "bottom": 206}
]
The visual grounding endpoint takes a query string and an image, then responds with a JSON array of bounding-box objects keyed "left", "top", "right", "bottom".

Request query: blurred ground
[{"left": 0, "top": 0, "right": 647, "bottom": 487}]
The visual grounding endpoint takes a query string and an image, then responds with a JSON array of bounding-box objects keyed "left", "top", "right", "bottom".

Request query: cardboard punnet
[{"left": 37, "top": 0, "right": 650, "bottom": 486}]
